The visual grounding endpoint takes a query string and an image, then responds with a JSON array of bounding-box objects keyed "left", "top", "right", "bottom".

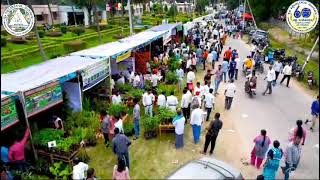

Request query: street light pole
[
  {"left": 128, "top": 0, "right": 133, "bottom": 35},
  {"left": 302, "top": 36, "right": 319, "bottom": 71}
]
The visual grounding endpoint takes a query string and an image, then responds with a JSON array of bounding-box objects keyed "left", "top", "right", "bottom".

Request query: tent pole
[{"left": 19, "top": 91, "right": 38, "bottom": 160}]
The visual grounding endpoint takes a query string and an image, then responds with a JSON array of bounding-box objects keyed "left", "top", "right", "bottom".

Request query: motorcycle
[
  {"left": 274, "top": 49, "right": 285, "bottom": 61},
  {"left": 245, "top": 77, "right": 256, "bottom": 97},
  {"left": 307, "top": 71, "right": 317, "bottom": 89},
  {"left": 254, "top": 54, "right": 264, "bottom": 73},
  {"left": 293, "top": 64, "right": 304, "bottom": 81}
]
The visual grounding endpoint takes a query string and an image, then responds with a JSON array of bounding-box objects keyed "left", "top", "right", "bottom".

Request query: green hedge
[{"left": 1, "top": 37, "right": 7, "bottom": 47}]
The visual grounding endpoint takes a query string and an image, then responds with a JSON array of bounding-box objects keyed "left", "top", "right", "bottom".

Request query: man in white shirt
[
  {"left": 151, "top": 73, "right": 160, "bottom": 88},
  {"left": 73, "top": 157, "right": 89, "bottom": 180},
  {"left": 181, "top": 89, "right": 190, "bottom": 122},
  {"left": 116, "top": 73, "right": 125, "bottom": 85},
  {"left": 142, "top": 90, "right": 153, "bottom": 116},
  {"left": 114, "top": 114, "right": 124, "bottom": 134},
  {"left": 213, "top": 29, "right": 219, "bottom": 40},
  {"left": 187, "top": 68, "right": 196, "bottom": 90},
  {"left": 112, "top": 91, "right": 122, "bottom": 105},
  {"left": 224, "top": 79, "right": 236, "bottom": 110},
  {"left": 190, "top": 103, "right": 203, "bottom": 144},
  {"left": 176, "top": 67, "right": 184, "bottom": 90},
  {"left": 280, "top": 63, "right": 292, "bottom": 87},
  {"left": 273, "top": 60, "right": 283, "bottom": 83},
  {"left": 157, "top": 91, "right": 166, "bottom": 108},
  {"left": 133, "top": 73, "right": 140, "bottom": 88},
  {"left": 166, "top": 91, "right": 179, "bottom": 112},
  {"left": 172, "top": 109, "right": 186, "bottom": 149},
  {"left": 204, "top": 89, "right": 215, "bottom": 121},
  {"left": 263, "top": 65, "right": 276, "bottom": 95},
  {"left": 234, "top": 57, "right": 241, "bottom": 80}
]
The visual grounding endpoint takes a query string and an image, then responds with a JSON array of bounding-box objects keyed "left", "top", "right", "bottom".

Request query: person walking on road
[
  {"left": 282, "top": 136, "right": 302, "bottom": 180},
  {"left": 221, "top": 60, "right": 229, "bottom": 83},
  {"left": 204, "top": 89, "right": 215, "bottom": 122},
  {"left": 224, "top": 79, "right": 236, "bottom": 110},
  {"left": 214, "top": 65, "right": 223, "bottom": 95},
  {"left": 273, "top": 60, "right": 283, "bottom": 83},
  {"left": 305, "top": 95, "right": 319, "bottom": 132},
  {"left": 250, "top": 129, "right": 271, "bottom": 169},
  {"left": 112, "top": 128, "right": 132, "bottom": 169},
  {"left": 190, "top": 104, "right": 203, "bottom": 144},
  {"left": 280, "top": 63, "right": 292, "bottom": 87},
  {"left": 289, "top": 120, "right": 306, "bottom": 145},
  {"left": 187, "top": 68, "right": 196, "bottom": 91},
  {"left": 263, "top": 66, "right": 276, "bottom": 96},
  {"left": 262, "top": 140, "right": 283, "bottom": 180},
  {"left": 228, "top": 58, "right": 237, "bottom": 81},
  {"left": 201, "top": 113, "right": 223, "bottom": 155},
  {"left": 172, "top": 109, "right": 186, "bottom": 149},
  {"left": 234, "top": 57, "right": 240, "bottom": 80},
  {"left": 181, "top": 89, "right": 191, "bottom": 122}
]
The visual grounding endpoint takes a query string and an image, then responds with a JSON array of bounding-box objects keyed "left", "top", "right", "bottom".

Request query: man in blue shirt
[
  {"left": 212, "top": 50, "right": 218, "bottom": 69},
  {"left": 228, "top": 58, "right": 237, "bottom": 81},
  {"left": 221, "top": 60, "right": 229, "bottom": 83},
  {"left": 305, "top": 95, "right": 319, "bottom": 131},
  {"left": 196, "top": 46, "right": 203, "bottom": 65}
]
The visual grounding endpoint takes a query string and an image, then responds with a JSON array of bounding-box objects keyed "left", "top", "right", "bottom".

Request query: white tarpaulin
[
  {"left": 183, "top": 22, "right": 194, "bottom": 35},
  {"left": 71, "top": 30, "right": 168, "bottom": 58},
  {"left": 1, "top": 55, "right": 107, "bottom": 93}
]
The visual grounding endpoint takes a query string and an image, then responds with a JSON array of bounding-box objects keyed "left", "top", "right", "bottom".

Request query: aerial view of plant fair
[{"left": 0, "top": 0, "right": 319, "bottom": 179}]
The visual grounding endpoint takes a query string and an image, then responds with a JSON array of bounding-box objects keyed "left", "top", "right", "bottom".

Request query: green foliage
[
  {"left": 144, "top": 80, "right": 152, "bottom": 91},
  {"left": 33, "top": 128, "right": 64, "bottom": 147},
  {"left": 12, "top": 171, "right": 50, "bottom": 180},
  {"left": 124, "top": 121, "right": 134, "bottom": 135},
  {"left": 116, "top": 83, "right": 133, "bottom": 94},
  {"left": 49, "top": 162, "right": 72, "bottom": 180},
  {"left": 91, "top": 98, "right": 110, "bottom": 113},
  {"left": 65, "top": 110, "right": 100, "bottom": 132},
  {"left": 195, "top": 0, "right": 209, "bottom": 14},
  {"left": 164, "top": 4, "right": 168, "bottom": 12},
  {"left": 77, "top": 148, "right": 90, "bottom": 163},
  {"left": 166, "top": 71, "right": 178, "bottom": 84},
  {"left": 107, "top": 104, "right": 128, "bottom": 116},
  {"left": 71, "top": 26, "right": 86, "bottom": 36},
  {"left": 46, "top": 31, "right": 63, "bottom": 37},
  {"left": 63, "top": 40, "right": 87, "bottom": 53},
  {"left": 82, "top": 97, "right": 91, "bottom": 111},
  {"left": 56, "top": 136, "right": 81, "bottom": 152},
  {"left": 60, "top": 26, "right": 67, "bottom": 34},
  {"left": 167, "top": 4, "right": 177, "bottom": 19},
  {"left": 1, "top": 37, "right": 7, "bottom": 47},
  {"left": 157, "top": 84, "right": 176, "bottom": 96},
  {"left": 142, "top": 115, "right": 160, "bottom": 131},
  {"left": 1, "top": 30, "right": 8, "bottom": 36},
  {"left": 130, "top": 89, "right": 144, "bottom": 100},
  {"left": 152, "top": 3, "right": 162, "bottom": 14},
  {"left": 158, "top": 107, "right": 176, "bottom": 124}
]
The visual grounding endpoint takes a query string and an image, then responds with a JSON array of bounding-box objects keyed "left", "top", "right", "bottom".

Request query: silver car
[{"left": 167, "top": 157, "right": 244, "bottom": 180}]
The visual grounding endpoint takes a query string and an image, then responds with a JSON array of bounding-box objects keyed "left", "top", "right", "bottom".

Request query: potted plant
[
  {"left": 143, "top": 115, "right": 160, "bottom": 139},
  {"left": 123, "top": 121, "right": 135, "bottom": 136},
  {"left": 158, "top": 107, "right": 176, "bottom": 125}
]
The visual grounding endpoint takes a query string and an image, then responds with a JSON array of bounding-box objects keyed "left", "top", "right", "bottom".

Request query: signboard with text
[
  {"left": 1, "top": 96, "right": 19, "bottom": 131},
  {"left": 81, "top": 59, "right": 110, "bottom": 91},
  {"left": 24, "top": 81, "right": 63, "bottom": 117},
  {"left": 116, "top": 51, "right": 131, "bottom": 63}
]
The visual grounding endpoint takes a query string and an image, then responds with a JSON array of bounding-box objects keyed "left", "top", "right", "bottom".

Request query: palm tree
[{"left": 27, "top": 0, "right": 47, "bottom": 61}]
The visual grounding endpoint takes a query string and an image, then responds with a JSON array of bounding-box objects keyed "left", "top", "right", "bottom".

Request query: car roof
[{"left": 167, "top": 157, "right": 241, "bottom": 179}]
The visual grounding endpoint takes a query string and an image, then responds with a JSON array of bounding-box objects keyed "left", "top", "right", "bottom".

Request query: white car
[{"left": 167, "top": 157, "right": 244, "bottom": 179}]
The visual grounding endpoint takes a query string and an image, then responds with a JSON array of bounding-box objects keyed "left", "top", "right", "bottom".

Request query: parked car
[
  {"left": 167, "top": 157, "right": 244, "bottom": 179},
  {"left": 249, "top": 29, "right": 268, "bottom": 38}
]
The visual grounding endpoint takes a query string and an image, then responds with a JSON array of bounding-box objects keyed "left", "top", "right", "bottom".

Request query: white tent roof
[
  {"left": 1, "top": 55, "right": 106, "bottom": 93},
  {"left": 71, "top": 30, "right": 168, "bottom": 58}
]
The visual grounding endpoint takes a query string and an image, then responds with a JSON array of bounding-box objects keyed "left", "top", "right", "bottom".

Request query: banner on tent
[
  {"left": 116, "top": 51, "right": 132, "bottom": 63},
  {"left": 24, "top": 81, "right": 63, "bottom": 117},
  {"left": 81, "top": 60, "right": 110, "bottom": 91},
  {"left": 1, "top": 96, "right": 19, "bottom": 131}
]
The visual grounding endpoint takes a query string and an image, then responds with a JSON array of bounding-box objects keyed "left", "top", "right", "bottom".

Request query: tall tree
[
  {"left": 93, "top": 0, "right": 102, "bottom": 44},
  {"left": 195, "top": 0, "right": 209, "bottom": 14},
  {"left": 71, "top": 0, "right": 94, "bottom": 25},
  {"left": 46, "top": 0, "right": 55, "bottom": 25}
]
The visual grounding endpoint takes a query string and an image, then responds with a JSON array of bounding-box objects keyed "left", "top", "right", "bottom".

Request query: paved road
[{"left": 221, "top": 37, "right": 319, "bottom": 179}]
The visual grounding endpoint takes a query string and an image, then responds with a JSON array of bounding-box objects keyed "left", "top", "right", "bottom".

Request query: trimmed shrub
[
  {"left": 63, "top": 41, "right": 87, "bottom": 53},
  {"left": 144, "top": 25, "right": 149, "bottom": 29},
  {"left": 1, "top": 30, "right": 9, "bottom": 36},
  {"left": 46, "top": 31, "right": 63, "bottom": 37},
  {"left": 10, "top": 37, "right": 27, "bottom": 44},
  {"left": 71, "top": 26, "right": 85, "bottom": 36},
  {"left": 25, "top": 34, "right": 35, "bottom": 40},
  {"left": 38, "top": 31, "right": 45, "bottom": 38},
  {"left": 151, "top": 13, "right": 156, "bottom": 17},
  {"left": 107, "top": 25, "right": 114, "bottom": 29},
  {"left": 1, "top": 37, "right": 7, "bottom": 47},
  {"left": 113, "top": 34, "right": 125, "bottom": 39},
  {"left": 166, "top": 71, "right": 178, "bottom": 84},
  {"left": 60, "top": 26, "right": 67, "bottom": 34}
]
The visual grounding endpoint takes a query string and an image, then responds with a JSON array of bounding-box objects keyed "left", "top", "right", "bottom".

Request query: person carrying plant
[
  {"left": 173, "top": 109, "right": 186, "bottom": 149},
  {"left": 100, "top": 111, "right": 110, "bottom": 147},
  {"left": 133, "top": 98, "right": 140, "bottom": 140}
]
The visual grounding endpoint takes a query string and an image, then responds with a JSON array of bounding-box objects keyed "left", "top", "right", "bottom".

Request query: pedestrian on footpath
[
  {"left": 204, "top": 89, "right": 215, "bottom": 122},
  {"left": 263, "top": 66, "right": 276, "bottom": 96},
  {"left": 142, "top": 90, "right": 153, "bottom": 116},
  {"left": 190, "top": 103, "right": 204, "bottom": 144},
  {"left": 100, "top": 111, "right": 110, "bottom": 147},
  {"left": 181, "top": 89, "right": 191, "bottom": 122},
  {"left": 250, "top": 129, "right": 271, "bottom": 169},
  {"left": 224, "top": 79, "right": 236, "bottom": 110},
  {"left": 280, "top": 63, "right": 292, "bottom": 88},
  {"left": 273, "top": 60, "right": 283, "bottom": 84},
  {"left": 222, "top": 60, "right": 229, "bottom": 83},
  {"left": 228, "top": 58, "right": 237, "bottom": 81},
  {"left": 201, "top": 113, "right": 223, "bottom": 155},
  {"left": 214, "top": 65, "right": 223, "bottom": 95},
  {"left": 305, "top": 95, "right": 319, "bottom": 132},
  {"left": 112, "top": 128, "right": 132, "bottom": 169},
  {"left": 289, "top": 120, "right": 306, "bottom": 145},
  {"left": 262, "top": 140, "right": 283, "bottom": 180},
  {"left": 282, "top": 136, "right": 302, "bottom": 180},
  {"left": 133, "top": 98, "right": 140, "bottom": 140},
  {"left": 173, "top": 109, "right": 186, "bottom": 149}
]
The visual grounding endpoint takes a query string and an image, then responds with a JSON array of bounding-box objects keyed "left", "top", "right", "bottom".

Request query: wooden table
[
  {"left": 159, "top": 124, "right": 175, "bottom": 137},
  {"left": 37, "top": 147, "right": 82, "bottom": 166}
]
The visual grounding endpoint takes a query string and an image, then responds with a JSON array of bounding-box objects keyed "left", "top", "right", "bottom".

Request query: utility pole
[
  {"left": 302, "top": 36, "right": 319, "bottom": 71},
  {"left": 128, "top": 0, "right": 133, "bottom": 35},
  {"left": 242, "top": 0, "right": 245, "bottom": 31}
]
